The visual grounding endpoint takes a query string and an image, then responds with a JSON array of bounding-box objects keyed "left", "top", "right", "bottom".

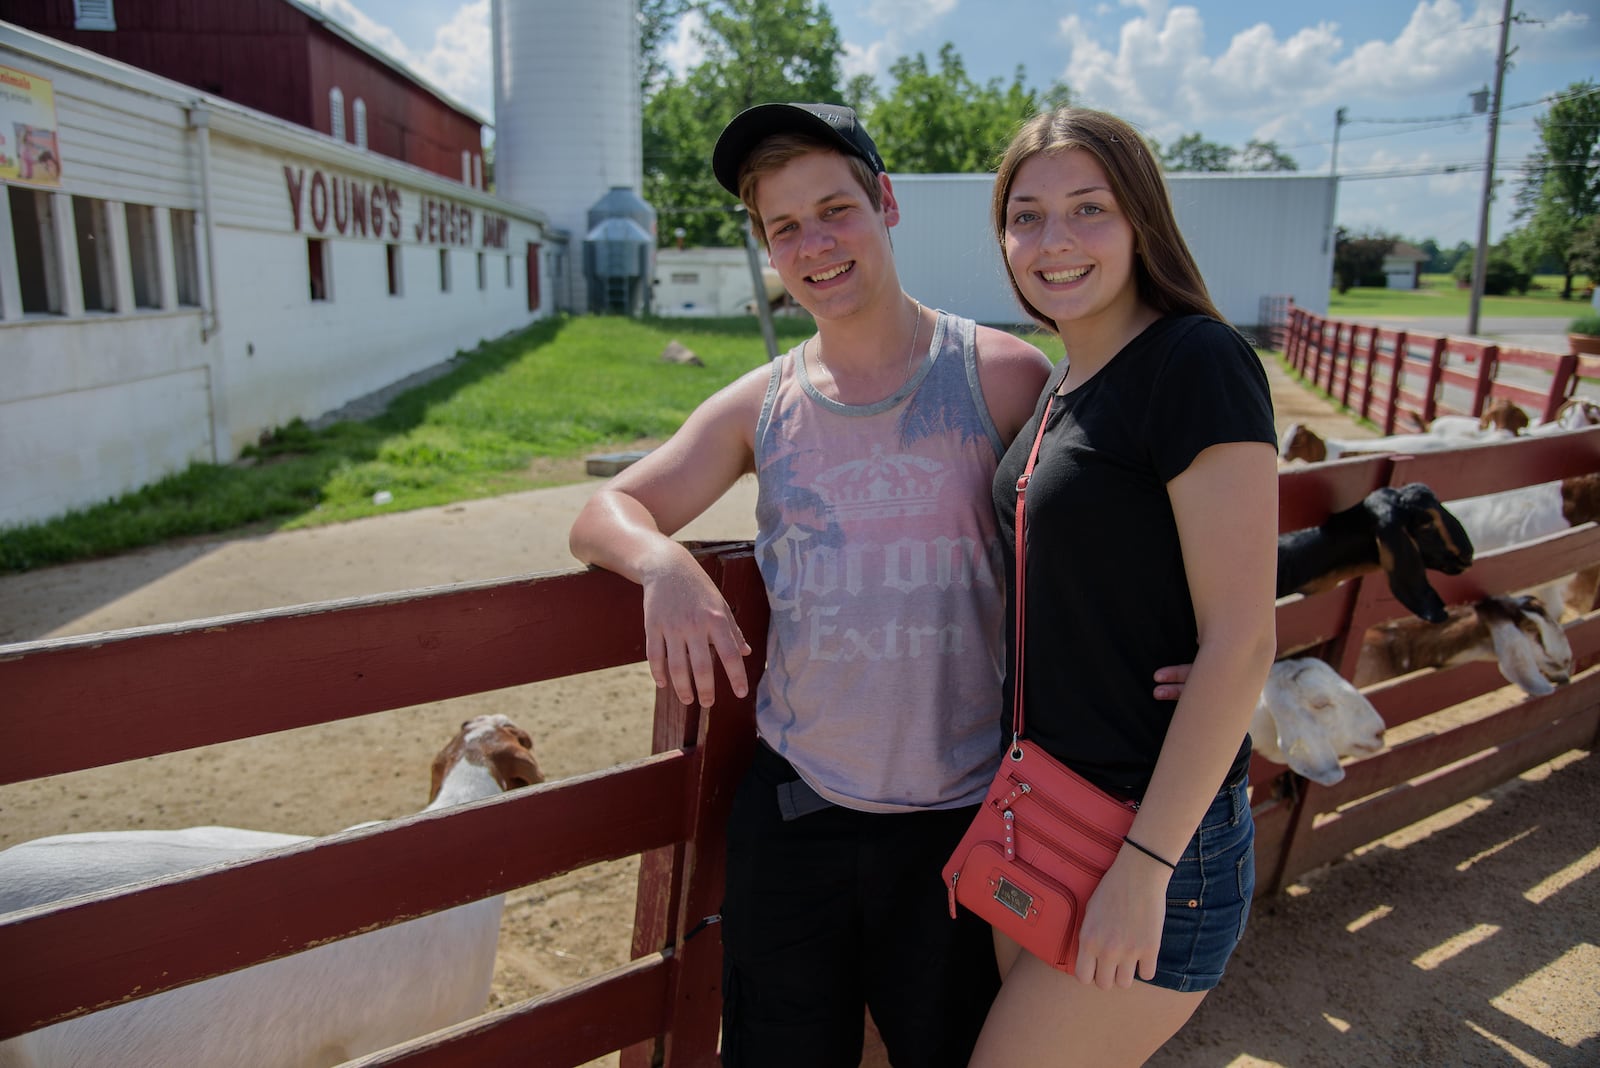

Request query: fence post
[
  {"left": 1384, "top": 332, "right": 1407, "bottom": 434},
  {"left": 1420, "top": 336, "right": 1448, "bottom": 428},
  {"left": 1359, "top": 327, "right": 1379, "bottom": 420},
  {"left": 1470, "top": 344, "right": 1498, "bottom": 415},
  {"left": 1542, "top": 354, "right": 1579, "bottom": 423}
]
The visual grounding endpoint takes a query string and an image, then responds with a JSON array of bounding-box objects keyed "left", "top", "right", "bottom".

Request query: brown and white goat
[
  {"left": 0, "top": 715, "right": 542, "bottom": 1068},
  {"left": 1353, "top": 595, "right": 1573, "bottom": 696}
]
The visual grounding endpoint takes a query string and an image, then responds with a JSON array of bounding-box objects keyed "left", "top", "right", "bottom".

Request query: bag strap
[{"left": 1011, "top": 393, "right": 1056, "bottom": 755}]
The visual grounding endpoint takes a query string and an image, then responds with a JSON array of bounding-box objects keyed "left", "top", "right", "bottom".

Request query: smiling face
[
  {"left": 751, "top": 148, "right": 900, "bottom": 324},
  {"left": 1002, "top": 148, "right": 1144, "bottom": 341}
]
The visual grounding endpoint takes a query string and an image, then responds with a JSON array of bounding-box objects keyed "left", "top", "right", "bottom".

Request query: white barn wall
[
  {"left": 890, "top": 173, "right": 1335, "bottom": 330},
  {"left": 1, "top": 25, "right": 549, "bottom": 529}
]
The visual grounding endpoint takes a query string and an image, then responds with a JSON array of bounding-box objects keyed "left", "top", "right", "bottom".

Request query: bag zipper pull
[{"left": 948, "top": 872, "right": 959, "bottom": 918}]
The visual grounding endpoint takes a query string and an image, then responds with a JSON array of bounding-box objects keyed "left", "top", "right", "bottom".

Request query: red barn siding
[
  {"left": 306, "top": 31, "right": 480, "bottom": 182},
  {"left": 4, "top": 0, "right": 481, "bottom": 182}
]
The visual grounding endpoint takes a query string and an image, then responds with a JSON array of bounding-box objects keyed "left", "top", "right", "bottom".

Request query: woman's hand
[{"left": 1072, "top": 849, "right": 1170, "bottom": 988}]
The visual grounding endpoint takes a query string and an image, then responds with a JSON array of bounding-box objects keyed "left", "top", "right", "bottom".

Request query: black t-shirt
[{"left": 992, "top": 315, "right": 1277, "bottom": 800}]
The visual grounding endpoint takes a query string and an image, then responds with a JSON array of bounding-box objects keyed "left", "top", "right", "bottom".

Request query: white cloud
[
  {"left": 842, "top": 38, "right": 892, "bottom": 82},
  {"left": 663, "top": 9, "right": 707, "bottom": 80},
  {"left": 864, "top": 0, "right": 958, "bottom": 34},
  {"left": 308, "top": 0, "right": 491, "bottom": 115},
  {"left": 410, "top": 1, "right": 492, "bottom": 111},
  {"left": 1054, "top": 0, "right": 1501, "bottom": 138}
]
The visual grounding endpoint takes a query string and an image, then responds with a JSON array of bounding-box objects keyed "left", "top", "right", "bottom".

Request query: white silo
[{"left": 492, "top": 0, "right": 645, "bottom": 312}]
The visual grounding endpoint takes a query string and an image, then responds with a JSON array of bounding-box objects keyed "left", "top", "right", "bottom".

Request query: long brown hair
[{"left": 991, "top": 107, "right": 1222, "bottom": 330}]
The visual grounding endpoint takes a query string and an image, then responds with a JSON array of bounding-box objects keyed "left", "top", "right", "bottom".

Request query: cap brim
[{"left": 712, "top": 103, "right": 871, "bottom": 196}]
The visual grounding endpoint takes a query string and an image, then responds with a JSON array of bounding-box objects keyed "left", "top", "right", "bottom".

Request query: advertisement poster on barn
[{"left": 0, "top": 63, "right": 62, "bottom": 187}]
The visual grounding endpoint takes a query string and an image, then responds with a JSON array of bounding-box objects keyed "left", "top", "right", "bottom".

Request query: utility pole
[
  {"left": 1467, "top": 0, "right": 1513, "bottom": 337},
  {"left": 1330, "top": 107, "right": 1347, "bottom": 177},
  {"left": 1325, "top": 108, "right": 1347, "bottom": 256}
]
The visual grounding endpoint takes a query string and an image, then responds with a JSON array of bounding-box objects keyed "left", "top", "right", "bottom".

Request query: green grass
[
  {"left": 1329, "top": 274, "right": 1596, "bottom": 319},
  {"left": 0, "top": 314, "right": 819, "bottom": 573}
]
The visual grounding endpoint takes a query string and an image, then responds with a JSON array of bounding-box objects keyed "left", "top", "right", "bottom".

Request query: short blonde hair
[{"left": 737, "top": 134, "right": 884, "bottom": 248}]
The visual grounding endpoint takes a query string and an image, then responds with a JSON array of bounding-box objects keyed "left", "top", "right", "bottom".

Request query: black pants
[{"left": 720, "top": 743, "right": 1000, "bottom": 1067}]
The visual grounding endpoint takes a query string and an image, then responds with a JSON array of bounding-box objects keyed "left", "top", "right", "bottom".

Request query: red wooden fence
[
  {"left": 2, "top": 429, "right": 1598, "bottom": 1063},
  {"left": 1281, "top": 306, "right": 1591, "bottom": 432}
]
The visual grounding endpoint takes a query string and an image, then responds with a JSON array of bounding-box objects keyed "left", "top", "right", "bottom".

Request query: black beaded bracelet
[{"left": 1122, "top": 834, "right": 1177, "bottom": 871}]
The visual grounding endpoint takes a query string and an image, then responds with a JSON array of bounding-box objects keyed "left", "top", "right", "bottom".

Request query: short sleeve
[{"left": 1145, "top": 318, "right": 1277, "bottom": 483}]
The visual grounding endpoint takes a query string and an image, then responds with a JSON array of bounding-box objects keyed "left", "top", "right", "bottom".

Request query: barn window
[
  {"left": 353, "top": 98, "right": 368, "bottom": 149},
  {"left": 505, "top": 253, "right": 513, "bottom": 287},
  {"left": 73, "top": 0, "right": 115, "bottom": 30},
  {"left": 461, "top": 150, "right": 471, "bottom": 185},
  {"left": 72, "top": 196, "right": 116, "bottom": 312},
  {"left": 439, "top": 248, "right": 451, "bottom": 292},
  {"left": 476, "top": 251, "right": 486, "bottom": 290},
  {"left": 307, "top": 238, "right": 330, "bottom": 301},
  {"left": 387, "top": 243, "right": 402, "bottom": 296},
  {"left": 329, "top": 87, "right": 346, "bottom": 142},
  {"left": 170, "top": 209, "right": 200, "bottom": 306},
  {"left": 125, "top": 203, "right": 161, "bottom": 309},
  {"left": 7, "top": 186, "right": 64, "bottom": 315}
]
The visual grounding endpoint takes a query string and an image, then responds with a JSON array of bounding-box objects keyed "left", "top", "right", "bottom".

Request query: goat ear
[
  {"left": 1373, "top": 522, "right": 1448, "bottom": 623},
  {"left": 1484, "top": 615, "right": 1559, "bottom": 697},
  {"left": 489, "top": 743, "right": 544, "bottom": 791}
]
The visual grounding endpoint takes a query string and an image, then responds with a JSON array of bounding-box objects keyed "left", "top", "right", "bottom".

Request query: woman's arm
[{"left": 1073, "top": 439, "right": 1280, "bottom": 988}]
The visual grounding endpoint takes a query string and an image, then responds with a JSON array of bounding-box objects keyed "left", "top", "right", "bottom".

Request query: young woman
[{"left": 969, "top": 107, "right": 1280, "bottom": 1065}]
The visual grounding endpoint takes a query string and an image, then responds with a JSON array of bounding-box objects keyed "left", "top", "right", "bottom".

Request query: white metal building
[
  {"left": 0, "top": 24, "right": 551, "bottom": 529},
  {"left": 888, "top": 172, "right": 1336, "bottom": 331}
]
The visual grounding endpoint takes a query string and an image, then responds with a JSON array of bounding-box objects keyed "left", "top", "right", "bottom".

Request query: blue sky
[{"left": 312, "top": 0, "right": 1597, "bottom": 248}]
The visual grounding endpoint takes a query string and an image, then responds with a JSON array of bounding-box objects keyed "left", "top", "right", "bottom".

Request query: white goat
[
  {"left": 1251, "top": 657, "right": 1387, "bottom": 786},
  {"left": 1353, "top": 595, "right": 1573, "bottom": 696},
  {"left": 1528, "top": 398, "right": 1600, "bottom": 436},
  {"left": 0, "top": 715, "right": 542, "bottom": 1068},
  {"left": 1279, "top": 422, "right": 1515, "bottom": 464},
  {"left": 1446, "top": 472, "right": 1600, "bottom": 619}
]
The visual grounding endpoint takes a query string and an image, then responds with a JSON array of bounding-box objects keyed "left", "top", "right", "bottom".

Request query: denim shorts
[{"left": 1146, "top": 776, "right": 1255, "bottom": 992}]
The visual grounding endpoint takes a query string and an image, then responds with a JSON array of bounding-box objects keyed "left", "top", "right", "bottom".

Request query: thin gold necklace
[{"left": 810, "top": 298, "right": 924, "bottom": 398}]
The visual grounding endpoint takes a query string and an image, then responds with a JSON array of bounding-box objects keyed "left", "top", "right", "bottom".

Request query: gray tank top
[{"left": 752, "top": 311, "right": 1008, "bottom": 811}]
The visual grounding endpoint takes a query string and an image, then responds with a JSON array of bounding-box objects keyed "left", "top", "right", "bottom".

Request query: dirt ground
[{"left": 1, "top": 355, "right": 1596, "bottom": 1067}]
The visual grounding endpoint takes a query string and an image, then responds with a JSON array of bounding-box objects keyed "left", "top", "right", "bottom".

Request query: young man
[{"left": 569, "top": 103, "right": 1052, "bottom": 1066}]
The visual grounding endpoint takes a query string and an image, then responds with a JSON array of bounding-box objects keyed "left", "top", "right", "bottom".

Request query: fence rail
[
  {"left": 1278, "top": 306, "right": 1588, "bottom": 433},
  {"left": 3, "top": 430, "right": 1599, "bottom": 1063}
]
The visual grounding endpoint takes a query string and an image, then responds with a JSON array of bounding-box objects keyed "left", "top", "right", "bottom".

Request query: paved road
[{"left": 1362, "top": 315, "right": 1573, "bottom": 355}]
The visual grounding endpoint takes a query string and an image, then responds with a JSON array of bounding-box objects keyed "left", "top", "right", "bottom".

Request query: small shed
[
  {"left": 1383, "top": 241, "right": 1429, "bottom": 290},
  {"left": 653, "top": 247, "right": 785, "bottom": 318}
]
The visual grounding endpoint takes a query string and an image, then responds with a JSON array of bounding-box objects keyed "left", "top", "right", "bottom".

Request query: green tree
[
  {"left": 1237, "top": 139, "right": 1298, "bottom": 172},
  {"left": 1161, "top": 133, "right": 1235, "bottom": 172},
  {"left": 638, "top": 0, "right": 689, "bottom": 95},
  {"left": 641, "top": 0, "right": 845, "bottom": 246},
  {"left": 1512, "top": 81, "right": 1600, "bottom": 299},
  {"left": 1568, "top": 214, "right": 1600, "bottom": 284},
  {"left": 864, "top": 44, "right": 1041, "bottom": 173},
  {"left": 1332, "top": 228, "right": 1394, "bottom": 293}
]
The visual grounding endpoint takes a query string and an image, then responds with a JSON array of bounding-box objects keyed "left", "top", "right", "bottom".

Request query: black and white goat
[{"left": 1277, "top": 482, "right": 1475, "bottom": 624}]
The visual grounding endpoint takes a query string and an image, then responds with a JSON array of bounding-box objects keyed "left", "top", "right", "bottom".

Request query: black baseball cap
[{"left": 712, "top": 102, "right": 886, "bottom": 196}]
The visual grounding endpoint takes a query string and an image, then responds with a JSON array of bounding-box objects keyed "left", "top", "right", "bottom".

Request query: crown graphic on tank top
[{"left": 810, "top": 445, "right": 950, "bottom": 522}]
